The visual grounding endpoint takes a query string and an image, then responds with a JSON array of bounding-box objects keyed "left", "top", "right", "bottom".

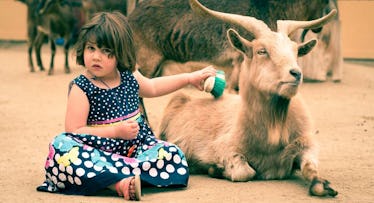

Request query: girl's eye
[
  {"left": 101, "top": 48, "right": 113, "bottom": 57},
  {"left": 86, "top": 45, "right": 95, "bottom": 51},
  {"left": 257, "top": 48, "right": 267, "bottom": 55},
  {"left": 101, "top": 48, "right": 112, "bottom": 54}
]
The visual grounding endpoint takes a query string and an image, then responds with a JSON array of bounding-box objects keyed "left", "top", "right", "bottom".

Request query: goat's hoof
[
  {"left": 309, "top": 177, "right": 338, "bottom": 197},
  {"left": 223, "top": 154, "right": 256, "bottom": 181}
]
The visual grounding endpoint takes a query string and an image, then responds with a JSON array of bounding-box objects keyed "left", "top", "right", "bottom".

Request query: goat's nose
[{"left": 289, "top": 69, "right": 302, "bottom": 81}]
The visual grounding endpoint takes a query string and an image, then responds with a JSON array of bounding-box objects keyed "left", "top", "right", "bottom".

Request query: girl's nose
[{"left": 92, "top": 50, "right": 101, "bottom": 60}]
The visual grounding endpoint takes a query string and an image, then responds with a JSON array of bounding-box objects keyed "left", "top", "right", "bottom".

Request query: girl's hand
[
  {"left": 115, "top": 120, "right": 140, "bottom": 140},
  {"left": 188, "top": 65, "right": 216, "bottom": 90}
]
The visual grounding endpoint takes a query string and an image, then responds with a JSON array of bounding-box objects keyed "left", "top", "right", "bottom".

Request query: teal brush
[{"left": 204, "top": 70, "right": 226, "bottom": 98}]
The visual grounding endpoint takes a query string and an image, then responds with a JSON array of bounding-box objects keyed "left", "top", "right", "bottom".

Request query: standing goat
[
  {"left": 159, "top": 0, "right": 338, "bottom": 197},
  {"left": 16, "top": 0, "right": 48, "bottom": 73},
  {"left": 34, "top": 0, "right": 83, "bottom": 75}
]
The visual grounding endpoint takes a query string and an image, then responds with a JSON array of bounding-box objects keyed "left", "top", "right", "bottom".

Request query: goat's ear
[
  {"left": 227, "top": 28, "right": 253, "bottom": 57},
  {"left": 298, "top": 39, "right": 317, "bottom": 57}
]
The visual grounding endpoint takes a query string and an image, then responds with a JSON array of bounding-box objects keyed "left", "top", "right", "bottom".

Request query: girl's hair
[{"left": 75, "top": 11, "right": 136, "bottom": 72}]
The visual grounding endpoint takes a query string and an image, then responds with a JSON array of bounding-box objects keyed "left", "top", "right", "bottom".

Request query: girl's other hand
[
  {"left": 115, "top": 120, "right": 140, "bottom": 140},
  {"left": 188, "top": 65, "right": 216, "bottom": 90}
]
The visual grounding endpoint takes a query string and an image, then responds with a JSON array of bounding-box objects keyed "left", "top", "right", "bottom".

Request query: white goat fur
[{"left": 159, "top": 0, "right": 338, "bottom": 197}]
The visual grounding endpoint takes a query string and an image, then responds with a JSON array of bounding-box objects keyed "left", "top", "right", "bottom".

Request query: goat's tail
[{"left": 158, "top": 92, "right": 191, "bottom": 141}]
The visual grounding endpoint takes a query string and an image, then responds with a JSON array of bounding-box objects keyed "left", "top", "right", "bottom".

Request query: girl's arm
[
  {"left": 134, "top": 66, "right": 216, "bottom": 98},
  {"left": 65, "top": 84, "right": 139, "bottom": 139}
]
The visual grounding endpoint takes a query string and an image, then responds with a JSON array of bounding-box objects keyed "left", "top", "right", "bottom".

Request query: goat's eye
[{"left": 257, "top": 49, "right": 267, "bottom": 55}]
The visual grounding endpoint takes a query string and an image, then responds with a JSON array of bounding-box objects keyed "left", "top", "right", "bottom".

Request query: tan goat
[{"left": 159, "top": 0, "right": 338, "bottom": 197}]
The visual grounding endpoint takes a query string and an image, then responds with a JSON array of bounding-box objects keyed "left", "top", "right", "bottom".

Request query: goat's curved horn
[
  {"left": 189, "top": 0, "right": 270, "bottom": 38},
  {"left": 277, "top": 9, "right": 337, "bottom": 36}
]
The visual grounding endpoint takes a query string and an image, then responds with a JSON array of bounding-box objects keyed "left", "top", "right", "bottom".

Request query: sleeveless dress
[{"left": 37, "top": 71, "right": 189, "bottom": 195}]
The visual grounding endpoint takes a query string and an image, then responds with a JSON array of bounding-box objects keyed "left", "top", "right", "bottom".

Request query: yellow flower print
[{"left": 57, "top": 147, "right": 79, "bottom": 166}]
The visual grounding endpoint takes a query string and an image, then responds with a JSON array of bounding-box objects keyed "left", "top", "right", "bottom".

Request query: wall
[
  {"left": 0, "top": 0, "right": 27, "bottom": 40},
  {"left": 339, "top": 1, "right": 374, "bottom": 59},
  {"left": 0, "top": 0, "right": 373, "bottom": 59}
]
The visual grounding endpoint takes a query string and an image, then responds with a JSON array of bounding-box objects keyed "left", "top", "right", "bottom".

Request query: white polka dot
[
  {"left": 121, "top": 167, "right": 130, "bottom": 175},
  {"left": 149, "top": 168, "right": 158, "bottom": 177},
  {"left": 132, "top": 167, "right": 141, "bottom": 175},
  {"left": 142, "top": 162, "right": 151, "bottom": 171},
  {"left": 156, "top": 160, "right": 164, "bottom": 169},
  {"left": 160, "top": 172, "right": 169, "bottom": 179},
  {"left": 87, "top": 172, "right": 96, "bottom": 178},
  {"left": 115, "top": 161, "right": 123, "bottom": 167},
  {"left": 48, "top": 160, "right": 55, "bottom": 167},
  {"left": 76, "top": 168, "right": 85, "bottom": 177},
  {"left": 84, "top": 161, "right": 94, "bottom": 168},
  {"left": 82, "top": 152, "right": 90, "bottom": 159},
  {"left": 166, "top": 164, "right": 175, "bottom": 173},
  {"left": 51, "top": 175, "right": 58, "bottom": 184},
  {"left": 177, "top": 167, "right": 187, "bottom": 175},
  {"left": 130, "top": 162, "right": 139, "bottom": 168},
  {"left": 109, "top": 167, "right": 118, "bottom": 173},
  {"left": 93, "top": 165, "right": 103, "bottom": 172},
  {"left": 165, "top": 153, "right": 172, "bottom": 161},
  {"left": 173, "top": 154, "right": 181, "bottom": 164},
  {"left": 58, "top": 173, "right": 67, "bottom": 181},
  {"left": 74, "top": 177, "right": 82, "bottom": 185},
  {"left": 68, "top": 175, "right": 74, "bottom": 184},
  {"left": 57, "top": 182, "right": 65, "bottom": 189},
  {"left": 52, "top": 167, "right": 58, "bottom": 176},
  {"left": 73, "top": 158, "right": 82, "bottom": 166},
  {"left": 182, "top": 160, "right": 188, "bottom": 166},
  {"left": 169, "top": 147, "right": 177, "bottom": 152},
  {"left": 66, "top": 166, "right": 73, "bottom": 175},
  {"left": 58, "top": 164, "right": 65, "bottom": 172},
  {"left": 111, "top": 155, "right": 119, "bottom": 161}
]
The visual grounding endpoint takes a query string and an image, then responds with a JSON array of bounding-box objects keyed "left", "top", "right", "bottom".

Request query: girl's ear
[{"left": 227, "top": 28, "right": 253, "bottom": 58}]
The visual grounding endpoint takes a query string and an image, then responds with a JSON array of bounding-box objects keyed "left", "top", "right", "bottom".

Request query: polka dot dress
[{"left": 37, "top": 71, "right": 189, "bottom": 195}]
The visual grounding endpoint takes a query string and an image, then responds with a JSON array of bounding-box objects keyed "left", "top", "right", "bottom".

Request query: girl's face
[{"left": 83, "top": 41, "right": 117, "bottom": 78}]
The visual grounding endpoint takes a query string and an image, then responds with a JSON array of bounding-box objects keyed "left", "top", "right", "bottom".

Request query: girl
[{"left": 37, "top": 11, "right": 216, "bottom": 201}]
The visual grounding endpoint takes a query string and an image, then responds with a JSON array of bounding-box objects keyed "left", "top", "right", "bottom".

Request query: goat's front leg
[
  {"left": 64, "top": 40, "right": 71, "bottom": 74},
  {"left": 48, "top": 41, "right": 56, "bottom": 76},
  {"left": 300, "top": 148, "right": 338, "bottom": 197},
  {"left": 221, "top": 153, "right": 256, "bottom": 182}
]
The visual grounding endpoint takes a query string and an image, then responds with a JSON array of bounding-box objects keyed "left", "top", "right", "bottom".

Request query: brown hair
[{"left": 74, "top": 11, "right": 136, "bottom": 72}]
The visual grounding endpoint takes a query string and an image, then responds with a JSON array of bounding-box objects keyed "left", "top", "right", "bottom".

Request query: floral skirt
[{"left": 36, "top": 132, "right": 189, "bottom": 195}]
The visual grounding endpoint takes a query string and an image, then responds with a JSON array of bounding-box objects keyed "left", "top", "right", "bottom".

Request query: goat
[
  {"left": 296, "top": 0, "right": 343, "bottom": 82},
  {"left": 128, "top": 0, "right": 332, "bottom": 91},
  {"left": 34, "top": 0, "right": 83, "bottom": 75},
  {"left": 16, "top": 0, "right": 48, "bottom": 73},
  {"left": 159, "top": 0, "right": 338, "bottom": 197},
  {"left": 81, "top": 0, "right": 142, "bottom": 22}
]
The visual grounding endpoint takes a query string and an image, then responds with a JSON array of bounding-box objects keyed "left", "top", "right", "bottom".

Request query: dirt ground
[{"left": 0, "top": 42, "right": 373, "bottom": 203}]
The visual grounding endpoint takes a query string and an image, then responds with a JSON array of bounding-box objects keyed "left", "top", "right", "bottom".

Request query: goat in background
[
  {"left": 128, "top": 0, "right": 335, "bottom": 92},
  {"left": 34, "top": 0, "right": 83, "bottom": 75},
  {"left": 16, "top": 0, "right": 83, "bottom": 75},
  {"left": 159, "top": 0, "right": 338, "bottom": 197}
]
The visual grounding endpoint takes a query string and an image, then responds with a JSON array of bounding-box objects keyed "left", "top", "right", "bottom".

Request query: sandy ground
[{"left": 0, "top": 42, "right": 373, "bottom": 203}]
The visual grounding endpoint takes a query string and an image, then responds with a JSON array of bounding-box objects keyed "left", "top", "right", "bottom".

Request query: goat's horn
[
  {"left": 189, "top": 0, "right": 270, "bottom": 38},
  {"left": 277, "top": 9, "right": 337, "bottom": 36}
]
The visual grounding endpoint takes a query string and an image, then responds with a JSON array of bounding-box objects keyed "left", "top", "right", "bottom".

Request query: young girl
[{"left": 36, "top": 11, "right": 216, "bottom": 201}]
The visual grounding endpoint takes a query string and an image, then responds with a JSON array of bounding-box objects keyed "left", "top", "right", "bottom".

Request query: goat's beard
[{"left": 269, "top": 94, "right": 290, "bottom": 126}]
